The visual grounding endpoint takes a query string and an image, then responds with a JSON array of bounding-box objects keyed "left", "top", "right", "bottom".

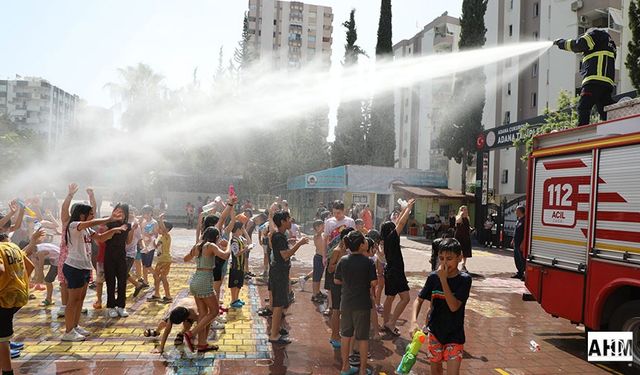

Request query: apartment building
[
  {"left": 0, "top": 77, "right": 77, "bottom": 149},
  {"left": 482, "top": 0, "right": 631, "bottom": 200},
  {"left": 392, "top": 13, "right": 461, "bottom": 177},
  {"left": 247, "top": 0, "right": 333, "bottom": 69}
]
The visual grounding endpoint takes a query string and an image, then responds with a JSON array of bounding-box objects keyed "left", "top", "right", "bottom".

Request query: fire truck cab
[{"left": 524, "top": 113, "right": 640, "bottom": 365}]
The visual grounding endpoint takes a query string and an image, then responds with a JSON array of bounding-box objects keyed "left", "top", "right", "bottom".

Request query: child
[
  {"left": 139, "top": 205, "right": 158, "bottom": 287},
  {"left": 268, "top": 211, "right": 309, "bottom": 345},
  {"left": 183, "top": 227, "right": 225, "bottom": 352},
  {"left": 61, "top": 202, "right": 127, "bottom": 341},
  {"left": 334, "top": 230, "right": 377, "bottom": 375},
  {"left": 326, "top": 227, "right": 355, "bottom": 349},
  {"left": 228, "top": 221, "right": 252, "bottom": 308},
  {"left": 147, "top": 214, "right": 173, "bottom": 303},
  {"left": 149, "top": 305, "right": 198, "bottom": 354},
  {"left": 381, "top": 199, "right": 416, "bottom": 336},
  {"left": 410, "top": 238, "right": 472, "bottom": 375},
  {"left": 354, "top": 219, "right": 367, "bottom": 236},
  {"left": 92, "top": 225, "right": 107, "bottom": 310},
  {"left": 311, "top": 220, "right": 327, "bottom": 303},
  {"left": 1, "top": 228, "right": 36, "bottom": 373},
  {"left": 367, "top": 230, "right": 385, "bottom": 314},
  {"left": 30, "top": 242, "right": 60, "bottom": 307}
]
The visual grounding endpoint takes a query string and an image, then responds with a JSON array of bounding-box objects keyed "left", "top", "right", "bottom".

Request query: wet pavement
[{"left": 11, "top": 228, "right": 637, "bottom": 374}]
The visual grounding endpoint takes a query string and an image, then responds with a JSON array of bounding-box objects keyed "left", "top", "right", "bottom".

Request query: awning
[{"left": 394, "top": 185, "right": 474, "bottom": 199}]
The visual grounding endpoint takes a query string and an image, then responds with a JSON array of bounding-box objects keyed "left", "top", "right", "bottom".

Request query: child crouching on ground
[
  {"left": 410, "top": 238, "right": 472, "bottom": 375},
  {"left": 149, "top": 305, "right": 198, "bottom": 354}
]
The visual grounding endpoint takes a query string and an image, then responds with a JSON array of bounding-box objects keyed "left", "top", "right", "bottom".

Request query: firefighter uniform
[{"left": 554, "top": 29, "right": 616, "bottom": 126}]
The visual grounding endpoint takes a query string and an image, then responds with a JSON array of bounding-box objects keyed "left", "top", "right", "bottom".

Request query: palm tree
[{"left": 104, "top": 63, "right": 166, "bottom": 129}]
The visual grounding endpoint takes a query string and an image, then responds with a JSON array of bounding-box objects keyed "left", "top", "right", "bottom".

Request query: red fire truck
[{"left": 524, "top": 113, "right": 640, "bottom": 364}]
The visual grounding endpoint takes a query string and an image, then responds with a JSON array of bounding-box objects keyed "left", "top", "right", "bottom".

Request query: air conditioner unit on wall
[
  {"left": 571, "top": 0, "right": 583, "bottom": 12},
  {"left": 579, "top": 15, "right": 589, "bottom": 25}
]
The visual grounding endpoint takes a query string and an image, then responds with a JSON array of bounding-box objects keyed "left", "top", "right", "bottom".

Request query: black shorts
[
  {"left": 324, "top": 268, "right": 333, "bottom": 290},
  {"left": 0, "top": 307, "right": 21, "bottom": 342},
  {"left": 63, "top": 264, "right": 90, "bottom": 289},
  {"left": 269, "top": 267, "right": 290, "bottom": 308},
  {"left": 384, "top": 271, "right": 410, "bottom": 296},
  {"left": 141, "top": 250, "right": 155, "bottom": 268},
  {"left": 44, "top": 264, "right": 58, "bottom": 283},
  {"left": 228, "top": 269, "right": 245, "bottom": 288},
  {"left": 213, "top": 260, "right": 228, "bottom": 282},
  {"left": 331, "top": 284, "right": 342, "bottom": 310},
  {"left": 340, "top": 309, "right": 370, "bottom": 340},
  {"left": 312, "top": 254, "right": 324, "bottom": 282}
]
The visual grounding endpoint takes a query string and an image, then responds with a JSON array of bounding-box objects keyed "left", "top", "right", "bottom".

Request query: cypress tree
[
  {"left": 627, "top": 0, "right": 640, "bottom": 92},
  {"left": 366, "top": 0, "right": 396, "bottom": 166},
  {"left": 437, "top": 0, "right": 488, "bottom": 194},
  {"left": 332, "top": 9, "right": 367, "bottom": 166}
]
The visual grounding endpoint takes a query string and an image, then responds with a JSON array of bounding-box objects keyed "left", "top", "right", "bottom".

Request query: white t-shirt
[
  {"left": 126, "top": 225, "right": 142, "bottom": 258},
  {"left": 141, "top": 219, "right": 158, "bottom": 253},
  {"left": 64, "top": 221, "right": 94, "bottom": 270},
  {"left": 324, "top": 216, "right": 356, "bottom": 252},
  {"left": 36, "top": 243, "right": 60, "bottom": 265}
]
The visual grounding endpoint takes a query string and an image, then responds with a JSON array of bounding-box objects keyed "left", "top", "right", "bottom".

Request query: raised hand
[
  {"left": 68, "top": 183, "right": 79, "bottom": 197},
  {"left": 86, "top": 187, "right": 94, "bottom": 197},
  {"left": 30, "top": 228, "right": 47, "bottom": 244}
]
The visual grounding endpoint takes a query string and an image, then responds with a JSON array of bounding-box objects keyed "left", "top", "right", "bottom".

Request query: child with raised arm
[
  {"left": 228, "top": 221, "right": 253, "bottom": 309},
  {"left": 381, "top": 198, "right": 416, "bottom": 336},
  {"left": 410, "top": 238, "right": 472, "bottom": 375}
]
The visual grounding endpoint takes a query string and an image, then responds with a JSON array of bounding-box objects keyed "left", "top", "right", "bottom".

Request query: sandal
[
  {"left": 183, "top": 332, "right": 194, "bottom": 352},
  {"left": 143, "top": 329, "right": 159, "bottom": 337},
  {"left": 384, "top": 325, "right": 401, "bottom": 336},
  {"left": 174, "top": 333, "right": 184, "bottom": 346},
  {"left": 197, "top": 344, "right": 219, "bottom": 352}
]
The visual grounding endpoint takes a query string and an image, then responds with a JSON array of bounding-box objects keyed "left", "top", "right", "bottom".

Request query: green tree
[
  {"left": 0, "top": 114, "right": 43, "bottom": 187},
  {"left": 332, "top": 9, "right": 368, "bottom": 166},
  {"left": 437, "top": 0, "right": 488, "bottom": 194},
  {"left": 627, "top": 0, "right": 640, "bottom": 91},
  {"left": 514, "top": 90, "right": 580, "bottom": 158},
  {"left": 104, "top": 63, "right": 167, "bottom": 129},
  {"left": 366, "top": 0, "right": 395, "bottom": 166},
  {"left": 234, "top": 13, "right": 255, "bottom": 78}
]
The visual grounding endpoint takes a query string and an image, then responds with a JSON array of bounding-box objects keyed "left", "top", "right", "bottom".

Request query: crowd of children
[{"left": 0, "top": 188, "right": 473, "bottom": 375}]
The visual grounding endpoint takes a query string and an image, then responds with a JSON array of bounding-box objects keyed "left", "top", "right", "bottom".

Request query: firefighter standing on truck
[{"left": 553, "top": 28, "right": 616, "bottom": 126}]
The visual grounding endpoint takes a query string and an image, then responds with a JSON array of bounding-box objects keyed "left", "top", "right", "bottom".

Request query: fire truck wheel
[{"left": 609, "top": 300, "right": 640, "bottom": 365}]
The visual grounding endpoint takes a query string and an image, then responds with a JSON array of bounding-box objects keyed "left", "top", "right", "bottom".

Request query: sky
[{"left": 0, "top": 0, "right": 462, "bottom": 108}]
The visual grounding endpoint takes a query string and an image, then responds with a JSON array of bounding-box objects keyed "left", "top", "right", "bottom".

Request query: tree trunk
[{"left": 461, "top": 156, "right": 468, "bottom": 196}]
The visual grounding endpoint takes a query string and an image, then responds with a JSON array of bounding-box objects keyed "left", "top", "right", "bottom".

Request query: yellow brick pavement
[{"left": 13, "top": 263, "right": 271, "bottom": 365}]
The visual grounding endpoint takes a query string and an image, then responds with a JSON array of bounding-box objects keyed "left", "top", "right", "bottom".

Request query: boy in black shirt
[
  {"left": 334, "top": 231, "right": 377, "bottom": 375},
  {"left": 268, "top": 211, "right": 308, "bottom": 345},
  {"left": 410, "top": 238, "right": 471, "bottom": 375}
]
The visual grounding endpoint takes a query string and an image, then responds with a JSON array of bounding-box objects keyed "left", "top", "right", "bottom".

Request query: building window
[
  {"left": 405, "top": 114, "right": 409, "bottom": 123},
  {"left": 509, "top": 25, "right": 513, "bottom": 37},
  {"left": 532, "top": 62, "right": 538, "bottom": 78},
  {"left": 546, "top": 69, "right": 550, "bottom": 85},
  {"left": 533, "top": 31, "right": 539, "bottom": 40},
  {"left": 308, "top": 35, "right": 316, "bottom": 43},
  {"left": 408, "top": 47, "right": 411, "bottom": 54},
  {"left": 501, "top": 169, "right": 509, "bottom": 184},
  {"left": 273, "top": 19, "right": 277, "bottom": 25},
  {"left": 510, "top": 0, "right": 513, "bottom": 10},
  {"left": 533, "top": 2, "right": 539, "bottom": 17},
  {"left": 504, "top": 111, "right": 511, "bottom": 124},
  {"left": 531, "top": 92, "right": 537, "bottom": 107},
  {"left": 507, "top": 82, "right": 511, "bottom": 95}
]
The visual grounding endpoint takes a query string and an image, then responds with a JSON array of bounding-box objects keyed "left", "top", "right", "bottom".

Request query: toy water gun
[
  {"left": 16, "top": 199, "right": 37, "bottom": 218},
  {"left": 396, "top": 330, "right": 427, "bottom": 374}
]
